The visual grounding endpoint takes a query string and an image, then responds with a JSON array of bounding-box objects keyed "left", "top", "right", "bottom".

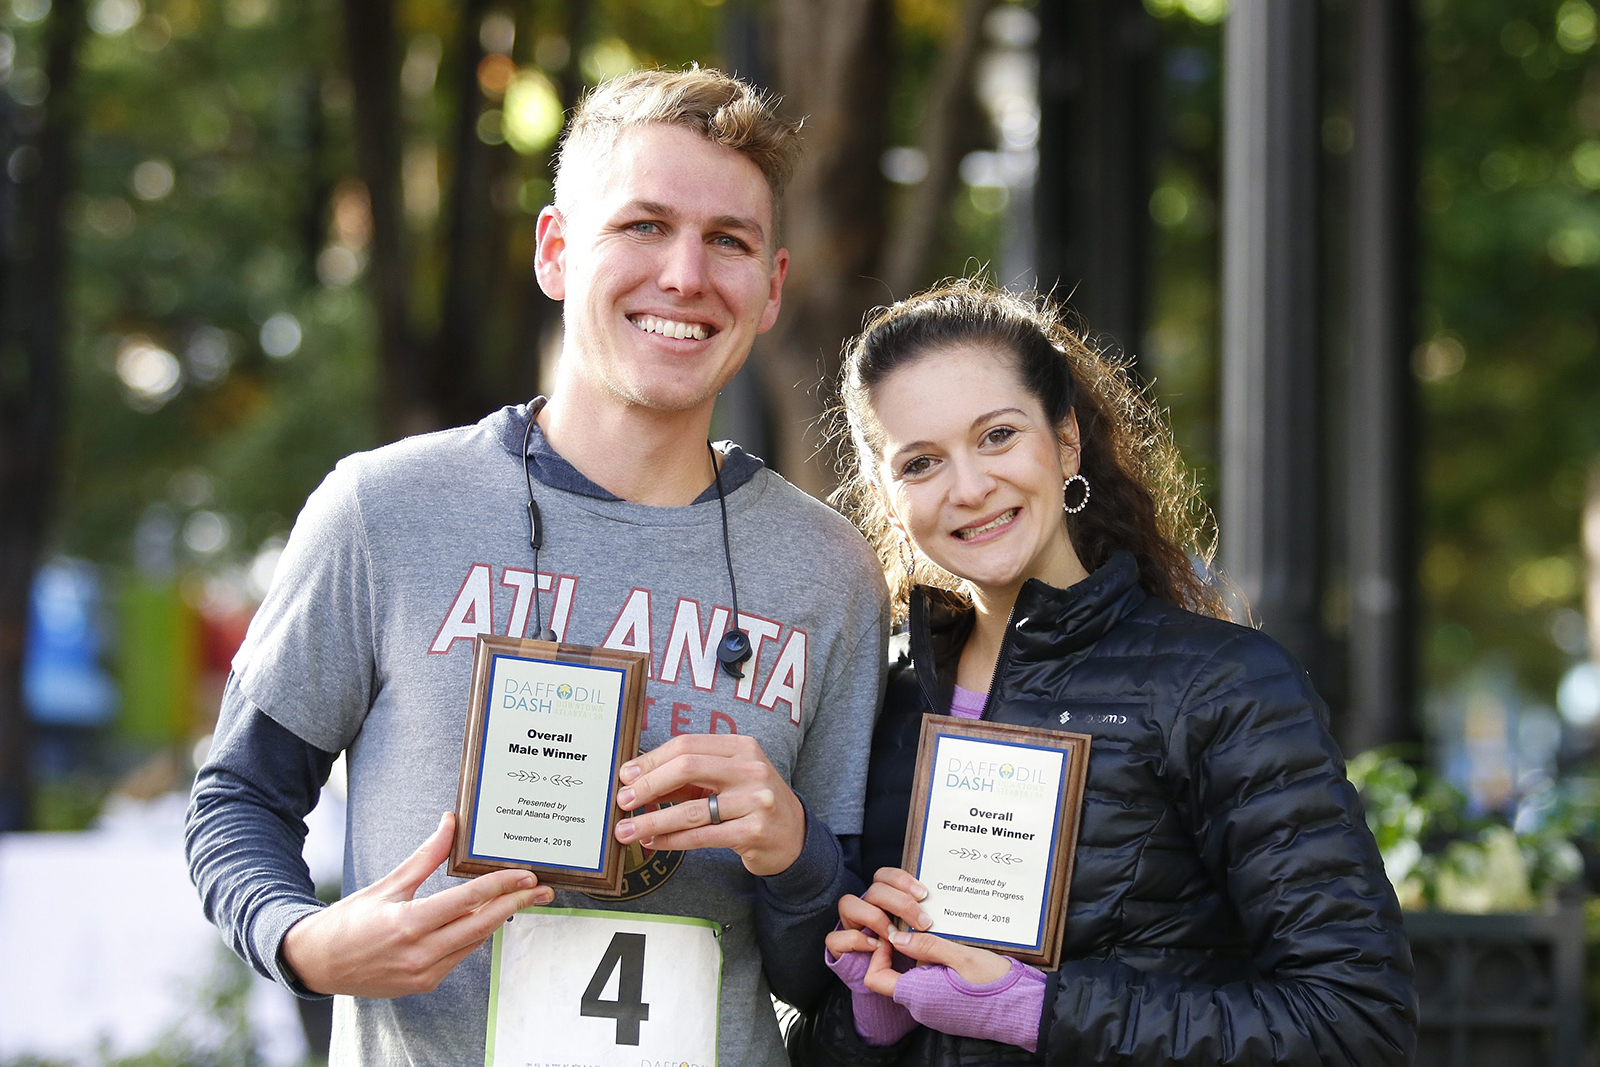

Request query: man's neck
[{"left": 539, "top": 392, "right": 717, "bottom": 506}]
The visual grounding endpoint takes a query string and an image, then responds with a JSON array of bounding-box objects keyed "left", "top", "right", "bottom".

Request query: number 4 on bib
[
  {"left": 485, "top": 907, "right": 722, "bottom": 1067},
  {"left": 580, "top": 932, "right": 649, "bottom": 1044}
]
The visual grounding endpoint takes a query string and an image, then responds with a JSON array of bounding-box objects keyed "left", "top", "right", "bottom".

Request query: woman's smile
[{"left": 952, "top": 507, "right": 1021, "bottom": 543}]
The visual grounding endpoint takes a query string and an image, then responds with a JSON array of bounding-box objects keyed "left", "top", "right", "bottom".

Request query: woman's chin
[{"left": 937, "top": 555, "right": 1029, "bottom": 595}]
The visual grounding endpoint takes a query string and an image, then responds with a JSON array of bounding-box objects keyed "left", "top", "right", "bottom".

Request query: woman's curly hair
[{"left": 829, "top": 277, "right": 1226, "bottom": 621}]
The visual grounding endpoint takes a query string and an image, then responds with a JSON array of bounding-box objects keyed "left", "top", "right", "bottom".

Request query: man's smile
[{"left": 628, "top": 313, "right": 715, "bottom": 342}]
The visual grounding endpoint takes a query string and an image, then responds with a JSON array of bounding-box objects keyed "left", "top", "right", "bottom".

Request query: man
[{"left": 186, "top": 67, "right": 888, "bottom": 1065}]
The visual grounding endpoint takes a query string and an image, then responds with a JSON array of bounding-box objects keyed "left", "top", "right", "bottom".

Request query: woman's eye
[
  {"left": 984, "top": 426, "right": 1016, "bottom": 446},
  {"left": 900, "top": 456, "right": 934, "bottom": 477}
]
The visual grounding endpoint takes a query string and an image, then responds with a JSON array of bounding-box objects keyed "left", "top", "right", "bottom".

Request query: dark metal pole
[
  {"left": 1036, "top": 0, "right": 1157, "bottom": 366},
  {"left": 1219, "top": 0, "right": 1325, "bottom": 680},
  {"left": 1343, "top": 0, "right": 1419, "bottom": 753}
]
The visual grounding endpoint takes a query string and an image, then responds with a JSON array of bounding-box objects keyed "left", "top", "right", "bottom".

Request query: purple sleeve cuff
[
  {"left": 825, "top": 947, "right": 918, "bottom": 1046},
  {"left": 892, "top": 957, "right": 1045, "bottom": 1052}
]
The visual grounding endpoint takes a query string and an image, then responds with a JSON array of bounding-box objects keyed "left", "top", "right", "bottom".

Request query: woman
[{"left": 788, "top": 280, "right": 1417, "bottom": 1065}]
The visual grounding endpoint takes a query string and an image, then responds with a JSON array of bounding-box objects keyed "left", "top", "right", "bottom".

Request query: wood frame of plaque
[
  {"left": 900, "top": 715, "right": 1092, "bottom": 969},
  {"left": 449, "top": 634, "right": 648, "bottom": 894}
]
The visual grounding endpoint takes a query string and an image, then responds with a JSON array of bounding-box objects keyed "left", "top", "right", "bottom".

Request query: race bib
[{"left": 486, "top": 907, "right": 722, "bottom": 1067}]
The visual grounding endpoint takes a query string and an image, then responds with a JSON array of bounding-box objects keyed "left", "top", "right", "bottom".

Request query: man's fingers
[
  {"left": 862, "top": 881, "right": 933, "bottom": 930},
  {"left": 378, "top": 812, "right": 456, "bottom": 900},
  {"left": 422, "top": 934, "right": 495, "bottom": 992},
  {"left": 620, "top": 787, "right": 762, "bottom": 841},
  {"left": 427, "top": 885, "right": 550, "bottom": 960},
  {"left": 620, "top": 733, "right": 755, "bottom": 785},
  {"left": 408, "top": 868, "right": 540, "bottom": 929},
  {"left": 618, "top": 753, "right": 740, "bottom": 812}
]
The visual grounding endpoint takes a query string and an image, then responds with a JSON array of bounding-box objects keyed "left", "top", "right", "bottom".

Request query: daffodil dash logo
[
  {"left": 501, "top": 674, "right": 609, "bottom": 720},
  {"left": 943, "top": 754, "right": 1053, "bottom": 801}
]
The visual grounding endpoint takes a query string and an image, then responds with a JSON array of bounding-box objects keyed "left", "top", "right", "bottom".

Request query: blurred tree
[
  {"left": 1415, "top": 0, "right": 1600, "bottom": 707},
  {"left": 763, "top": 0, "right": 1003, "bottom": 492},
  {"left": 1, "top": 0, "right": 86, "bottom": 831}
]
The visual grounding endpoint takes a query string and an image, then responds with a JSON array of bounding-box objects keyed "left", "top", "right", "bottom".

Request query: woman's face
[{"left": 872, "top": 344, "right": 1082, "bottom": 598}]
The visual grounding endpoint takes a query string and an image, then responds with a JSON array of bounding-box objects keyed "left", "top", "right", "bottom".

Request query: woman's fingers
[
  {"left": 824, "top": 927, "right": 880, "bottom": 958},
  {"left": 837, "top": 894, "right": 896, "bottom": 939},
  {"left": 870, "top": 866, "right": 929, "bottom": 902},
  {"left": 862, "top": 936, "right": 901, "bottom": 997},
  {"left": 885, "top": 929, "right": 1014, "bottom": 985},
  {"left": 862, "top": 880, "right": 933, "bottom": 931}
]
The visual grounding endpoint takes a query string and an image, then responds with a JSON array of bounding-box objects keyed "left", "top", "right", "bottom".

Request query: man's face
[{"left": 534, "top": 123, "right": 789, "bottom": 417}]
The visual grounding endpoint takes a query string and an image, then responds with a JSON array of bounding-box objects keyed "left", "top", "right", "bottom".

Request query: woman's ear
[
  {"left": 881, "top": 490, "right": 911, "bottom": 543},
  {"left": 1058, "top": 409, "right": 1083, "bottom": 477}
]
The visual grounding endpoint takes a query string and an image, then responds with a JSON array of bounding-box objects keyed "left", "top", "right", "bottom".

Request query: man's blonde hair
[{"left": 553, "top": 66, "right": 802, "bottom": 226}]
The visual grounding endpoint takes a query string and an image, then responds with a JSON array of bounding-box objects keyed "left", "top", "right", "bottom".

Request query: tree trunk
[
  {"left": 504, "top": 0, "right": 591, "bottom": 406},
  {"left": 763, "top": 0, "right": 996, "bottom": 494},
  {"left": 763, "top": 0, "right": 895, "bottom": 493},
  {"left": 428, "top": 0, "right": 497, "bottom": 427},
  {"left": 342, "top": 0, "right": 423, "bottom": 439},
  {"left": 0, "top": 0, "right": 85, "bottom": 831},
  {"left": 880, "top": 0, "right": 1001, "bottom": 298}
]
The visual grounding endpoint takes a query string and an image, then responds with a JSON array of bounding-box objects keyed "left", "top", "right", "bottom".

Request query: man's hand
[
  {"left": 281, "top": 812, "right": 553, "bottom": 997},
  {"left": 612, "top": 734, "right": 805, "bottom": 876}
]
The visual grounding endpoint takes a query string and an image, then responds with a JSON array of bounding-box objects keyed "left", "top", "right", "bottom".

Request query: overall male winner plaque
[
  {"left": 450, "top": 634, "right": 648, "bottom": 894},
  {"left": 902, "top": 716, "right": 1091, "bottom": 968}
]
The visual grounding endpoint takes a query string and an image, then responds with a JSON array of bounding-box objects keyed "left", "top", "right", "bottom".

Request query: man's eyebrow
[
  {"left": 886, "top": 408, "right": 1030, "bottom": 466},
  {"left": 619, "top": 199, "right": 678, "bottom": 220},
  {"left": 712, "top": 214, "right": 767, "bottom": 241}
]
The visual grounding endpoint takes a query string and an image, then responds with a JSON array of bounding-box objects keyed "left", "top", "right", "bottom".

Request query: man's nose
[{"left": 658, "top": 235, "right": 710, "bottom": 296}]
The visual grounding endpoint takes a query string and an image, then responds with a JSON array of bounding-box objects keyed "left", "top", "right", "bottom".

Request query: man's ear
[
  {"left": 534, "top": 206, "right": 567, "bottom": 300},
  {"left": 756, "top": 247, "right": 789, "bottom": 335},
  {"left": 1058, "top": 409, "right": 1082, "bottom": 478}
]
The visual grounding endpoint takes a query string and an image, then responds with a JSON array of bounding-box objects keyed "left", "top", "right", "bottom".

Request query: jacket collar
[{"left": 908, "top": 551, "right": 1147, "bottom": 713}]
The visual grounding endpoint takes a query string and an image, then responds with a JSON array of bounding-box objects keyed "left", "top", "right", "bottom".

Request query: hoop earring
[
  {"left": 897, "top": 538, "right": 916, "bottom": 580},
  {"left": 1063, "top": 474, "right": 1091, "bottom": 514}
]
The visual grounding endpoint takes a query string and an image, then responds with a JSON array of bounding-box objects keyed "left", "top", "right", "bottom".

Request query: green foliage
[
  {"left": 1417, "top": 0, "right": 1600, "bottom": 699},
  {"left": 32, "top": 772, "right": 109, "bottom": 831},
  {"left": 1349, "top": 749, "right": 1593, "bottom": 911},
  {"left": 1140, "top": 8, "right": 1222, "bottom": 508},
  {"left": 43, "top": 0, "right": 376, "bottom": 574}
]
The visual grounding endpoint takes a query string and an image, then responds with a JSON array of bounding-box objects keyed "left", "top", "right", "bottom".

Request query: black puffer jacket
[{"left": 788, "top": 553, "right": 1417, "bottom": 1065}]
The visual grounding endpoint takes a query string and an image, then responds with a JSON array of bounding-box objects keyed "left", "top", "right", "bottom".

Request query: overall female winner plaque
[
  {"left": 902, "top": 716, "right": 1091, "bottom": 968},
  {"left": 450, "top": 634, "right": 648, "bottom": 894}
]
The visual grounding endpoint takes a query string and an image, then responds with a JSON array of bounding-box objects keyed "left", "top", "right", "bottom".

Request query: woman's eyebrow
[{"left": 886, "top": 408, "right": 1030, "bottom": 466}]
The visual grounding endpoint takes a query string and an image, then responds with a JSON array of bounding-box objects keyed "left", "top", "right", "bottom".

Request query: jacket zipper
[{"left": 980, "top": 600, "right": 1020, "bottom": 720}]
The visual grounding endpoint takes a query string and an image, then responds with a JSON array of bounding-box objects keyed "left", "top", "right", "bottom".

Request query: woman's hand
[
  {"left": 833, "top": 866, "right": 932, "bottom": 941},
  {"left": 826, "top": 866, "right": 929, "bottom": 994},
  {"left": 828, "top": 867, "right": 1009, "bottom": 994},
  {"left": 882, "top": 927, "right": 1013, "bottom": 987}
]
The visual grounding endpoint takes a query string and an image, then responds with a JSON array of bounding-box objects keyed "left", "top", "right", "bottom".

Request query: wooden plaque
[
  {"left": 450, "top": 634, "right": 648, "bottom": 894},
  {"left": 901, "top": 715, "right": 1091, "bottom": 968}
]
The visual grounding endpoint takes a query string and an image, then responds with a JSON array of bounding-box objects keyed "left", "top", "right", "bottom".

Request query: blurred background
[{"left": 1, "top": 0, "right": 1598, "bottom": 1062}]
